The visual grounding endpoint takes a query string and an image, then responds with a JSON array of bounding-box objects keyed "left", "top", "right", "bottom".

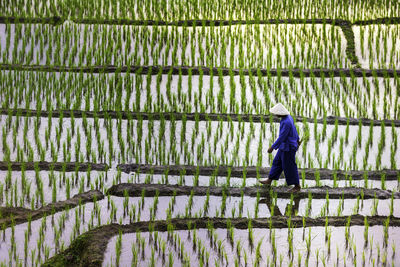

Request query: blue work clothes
[
  {"left": 269, "top": 115, "right": 300, "bottom": 185},
  {"left": 271, "top": 115, "right": 299, "bottom": 152},
  {"left": 269, "top": 149, "right": 300, "bottom": 185}
]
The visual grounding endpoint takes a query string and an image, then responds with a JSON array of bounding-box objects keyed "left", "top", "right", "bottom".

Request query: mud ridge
[
  {"left": 1, "top": 16, "right": 400, "bottom": 26},
  {"left": 0, "top": 190, "right": 104, "bottom": 228},
  {"left": 43, "top": 215, "right": 400, "bottom": 267},
  {"left": 107, "top": 183, "right": 400, "bottom": 199},
  {"left": 117, "top": 164, "right": 400, "bottom": 181},
  {"left": 1, "top": 64, "right": 400, "bottom": 77},
  {"left": 1, "top": 108, "right": 399, "bottom": 127},
  {"left": 339, "top": 22, "right": 360, "bottom": 67},
  {"left": 0, "top": 161, "right": 109, "bottom": 172}
]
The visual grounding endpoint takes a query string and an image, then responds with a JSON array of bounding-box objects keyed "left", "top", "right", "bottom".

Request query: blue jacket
[{"left": 271, "top": 115, "right": 299, "bottom": 151}]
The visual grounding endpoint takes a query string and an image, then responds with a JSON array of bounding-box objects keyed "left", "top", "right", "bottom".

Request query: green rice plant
[
  {"left": 344, "top": 216, "right": 351, "bottom": 246},
  {"left": 384, "top": 216, "right": 390, "bottom": 245},
  {"left": 241, "top": 166, "right": 247, "bottom": 188},
  {"left": 305, "top": 191, "right": 312, "bottom": 217},
  {"left": 270, "top": 228, "right": 277, "bottom": 258},
  {"left": 381, "top": 172, "right": 386, "bottom": 190},
  {"left": 389, "top": 191, "right": 394, "bottom": 217},
  {"left": 371, "top": 193, "right": 379, "bottom": 216},
  {"left": 336, "top": 194, "right": 344, "bottom": 216},
  {"left": 315, "top": 169, "right": 321, "bottom": 187},
  {"left": 115, "top": 230, "right": 122, "bottom": 266},
  {"left": 168, "top": 252, "right": 174, "bottom": 267},
  {"left": 364, "top": 216, "right": 369, "bottom": 247},
  {"left": 305, "top": 227, "right": 311, "bottom": 259},
  {"left": 248, "top": 219, "right": 254, "bottom": 248},
  {"left": 238, "top": 191, "right": 244, "bottom": 218},
  {"left": 254, "top": 191, "right": 260, "bottom": 219},
  {"left": 255, "top": 237, "right": 264, "bottom": 266},
  {"left": 392, "top": 241, "right": 396, "bottom": 259}
]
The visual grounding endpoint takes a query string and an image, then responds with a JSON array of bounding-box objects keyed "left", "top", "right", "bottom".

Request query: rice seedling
[{"left": 1, "top": 3, "right": 400, "bottom": 266}]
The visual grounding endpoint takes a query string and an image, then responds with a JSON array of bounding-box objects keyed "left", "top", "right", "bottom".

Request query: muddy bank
[
  {"left": 0, "top": 16, "right": 63, "bottom": 25},
  {"left": 117, "top": 164, "right": 399, "bottom": 181},
  {"left": 0, "top": 206, "right": 31, "bottom": 219},
  {"left": 2, "top": 108, "right": 399, "bottom": 127},
  {"left": 1, "top": 64, "right": 400, "bottom": 77},
  {"left": 339, "top": 22, "right": 359, "bottom": 66},
  {"left": 43, "top": 214, "right": 400, "bottom": 267},
  {"left": 1, "top": 16, "right": 399, "bottom": 26},
  {"left": 0, "top": 161, "right": 108, "bottom": 172},
  {"left": 107, "top": 183, "right": 400, "bottom": 199},
  {"left": 0, "top": 190, "right": 103, "bottom": 228}
]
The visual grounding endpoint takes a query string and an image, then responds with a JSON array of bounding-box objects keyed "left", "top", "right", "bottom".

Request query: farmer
[{"left": 260, "top": 103, "right": 302, "bottom": 193}]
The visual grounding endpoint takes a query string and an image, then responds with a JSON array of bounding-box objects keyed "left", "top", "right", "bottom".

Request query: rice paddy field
[{"left": 0, "top": 1, "right": 400, "bottom": 267}]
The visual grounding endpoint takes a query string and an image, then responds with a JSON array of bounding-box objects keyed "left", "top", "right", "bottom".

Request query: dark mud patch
[
  {"left": 353, "top": 17, "right": 400, "bottom": 25},
  {"left": 0, "top": 16, "right": 63, "bottom": 25},
  {"left": 117, "top": 164, "right": 400, "bottom": 181},
  {"left": 1, "top": 64, "right": 400, "bottom": 77},
  {"left": 1, "top": 16, "right": 399, "bottom": 26},
  {"left": 107, "top": 183, "right": 400, "bottom": 199},
  {"left": 43, "top": 215, "right": 400, "bottom": 267},
  {"left": 0, "top": 190, "right": 103, "bottom": 228},
  {"left": 2, "top": 108, "right": 398, "bottom": 127},
  {"left": 339, "top": 22, "right": 360, "bottom": 67},
  {"left": 0, "top": 206, "right": 31, "bottom": 219},
  {"left": 0, "top": 161, "right": 108, "bottom": 172}
]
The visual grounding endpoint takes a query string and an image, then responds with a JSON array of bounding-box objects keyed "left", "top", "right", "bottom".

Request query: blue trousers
[{"left": 269, "top": 149, "right": 300, "bottom": 186}]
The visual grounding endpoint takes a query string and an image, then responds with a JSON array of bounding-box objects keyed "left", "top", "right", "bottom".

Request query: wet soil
[
  {"left": 0, "top": 161, "right": 109, "bottom": 172},
  {"left": 43, "top": 214, "right": 400, "bottom": 267},
  {"left": 1, "top": 64, "right": 400, "bottom": 77},
  {"left": 117, "top": 164, "right": 400, "bottom": 181},
  {"left": 2, "top": 108, "right": 398, "bottom": 126},
  {"left": 107, "top": 183, "right": 400, "bottom": 199},
  {"left": 0, "top": 190, "right": 103, "bottom": 228},
  {"left": 0, "top": 206, "right": 31, "bottom": 219},
  {"left": 1, "top": 16, "right": 399, "bottom": 26}
]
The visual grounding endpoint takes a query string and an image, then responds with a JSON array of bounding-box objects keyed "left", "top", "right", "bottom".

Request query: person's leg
[
  {"left": 260, "top": 150, "right": 283, "bottom": 185},
  {"left": 282, "top": 150, "right": 300, "bottom": 191}
]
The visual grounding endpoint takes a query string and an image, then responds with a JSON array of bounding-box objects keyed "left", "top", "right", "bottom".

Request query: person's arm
[{"left": 271, "top": 121, "right": 290, "bottom": 150}]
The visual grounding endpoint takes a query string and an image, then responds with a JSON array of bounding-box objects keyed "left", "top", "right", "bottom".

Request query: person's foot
[
  {"left": 287, "top": 185, "right": 301, "bottom": 193},
  {"left": 259, "top": 178, "right": 273, "bottom": 185}
]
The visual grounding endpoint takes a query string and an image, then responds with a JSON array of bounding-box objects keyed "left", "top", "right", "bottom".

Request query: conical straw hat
[{"left": 270, "top": 103, "right": 290, "bottom": 116}]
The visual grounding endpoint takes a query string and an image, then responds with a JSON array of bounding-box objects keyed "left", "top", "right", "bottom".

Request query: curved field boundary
[
  {"left": 43, "top": 215, "right": 400, "bottom": 267},
  {"left": 2, "top": 64, "right": 400, "bottom": 77},
  {"left": 2, "top": 109, "right": 399, "bottom": 127},
  {"left": 107, "top": 183, "right": 400, "bottom": 200},
  {"left": 339, "top": 22, "right": 359, "bottom": 66},
  {"left": 1, "top": 16, "right": 400, "bottom": 26},
  {"left": 0, "top": 190, "right": 104, "bottom": 228},
  {"left": 117, "top": 164, "right": 400, "bottom": 181},
  {"left": 0, "top": 161, "right": 109, "bottom": 172}
]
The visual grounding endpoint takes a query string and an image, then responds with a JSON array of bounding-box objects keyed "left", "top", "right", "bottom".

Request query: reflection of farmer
[
  {"left": 260, "top": 103, "right": 302, "bottom": 193},
  {"left": 260, "top": 197, "right": 300, "bottom": 216}
]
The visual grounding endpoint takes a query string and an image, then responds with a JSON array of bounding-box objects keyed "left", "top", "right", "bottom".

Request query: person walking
[{"left": 260, "top": 103, "right": 302, "bottom": 193}]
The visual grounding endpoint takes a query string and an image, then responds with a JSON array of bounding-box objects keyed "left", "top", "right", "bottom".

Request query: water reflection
[{"left": 260, "top": 197, "right": 300, "bottom": 216}]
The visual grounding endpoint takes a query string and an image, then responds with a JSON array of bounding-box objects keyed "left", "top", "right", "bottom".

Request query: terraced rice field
[{"left": 0, "top": 1, "right": 399, "bottom": 266}]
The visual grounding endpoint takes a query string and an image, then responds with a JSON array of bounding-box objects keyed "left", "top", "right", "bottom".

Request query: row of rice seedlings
[
  {"left": 2, "top": 196, "right": 115, "bottom": 265},
  {"left": 2, "top": 108, "right": 399, "bottom": 174},
  {"left": 1, "top": 69, "right": 399, "bottom": 120},
  {"left": 1, "top": 0, "right": 398, "bottom": 21},
  {"left": 0, "top": 167, "right": 107, "bottom": 209},
  {"left": 355, "top": 25, "right": 400, "bottom": 69},
  {"left": 0, "top": 22, "right": 350, "bottom": 69},
  {"left": 2, "top": 194, "right": 399, "bottom": 266},
  {"left": 130, "top": 114, "right": 390, "bottom": 171}
]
